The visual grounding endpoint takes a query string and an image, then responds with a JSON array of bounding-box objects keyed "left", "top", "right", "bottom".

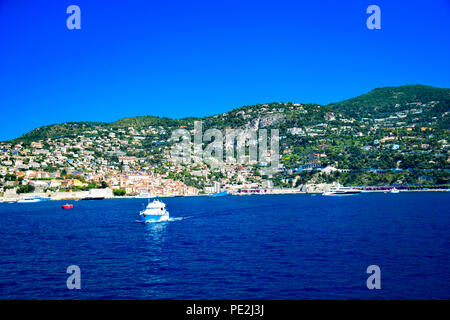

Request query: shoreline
[{"left": 0, "top": 188, "right": 448, "bottom": 203}]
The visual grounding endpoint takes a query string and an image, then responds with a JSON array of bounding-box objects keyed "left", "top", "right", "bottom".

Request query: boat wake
[{"left": 135, "top": 216, "right": 191, "bottom": 224}]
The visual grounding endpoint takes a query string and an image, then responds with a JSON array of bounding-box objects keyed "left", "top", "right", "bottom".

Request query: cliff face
[
  {"left": 302, "top": 183, "right": 333, "bottom": 193},
  {"left": 249, "top": 114, "right": 285, "bottom": 130}
]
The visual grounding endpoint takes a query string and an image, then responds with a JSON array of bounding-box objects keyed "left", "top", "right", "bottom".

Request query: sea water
[{"left": 0, "top": 192, "right": 449, "bottom": 299}]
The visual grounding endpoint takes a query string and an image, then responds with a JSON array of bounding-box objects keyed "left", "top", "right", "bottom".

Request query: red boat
[{"left": 62, "top": 204, "right": 73, "bottom": 209}]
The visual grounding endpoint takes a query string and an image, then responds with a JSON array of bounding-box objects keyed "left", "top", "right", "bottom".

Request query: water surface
[{"left": 0, "top": 193, "right": 449, "bottom": 299}]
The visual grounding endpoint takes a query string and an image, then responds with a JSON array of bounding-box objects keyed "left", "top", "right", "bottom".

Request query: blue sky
[{"left": 0, "top": 0, "right": 449, "bottom": 141}]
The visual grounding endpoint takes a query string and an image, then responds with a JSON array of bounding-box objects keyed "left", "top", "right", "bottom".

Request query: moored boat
[
  {"left": 81, "top": 196, "right": 104, "bottom": 200},
  {"left": 17, "top": 195, "right": 51, "bottom": 203},
  {"left": 17, "top": 197, "right": 41, "bottom": 203},
  {"left": 62, "top": 204, "right": 73, "bottom": 209},
  {"left": 209, "top": 191, "right": 230, "bottom": 197},
  {"left": 135, "top": 193, "right": 155, "bottom": 199},
  {"left": 323, "top": 186, "right": 361, "bottom": 196}
]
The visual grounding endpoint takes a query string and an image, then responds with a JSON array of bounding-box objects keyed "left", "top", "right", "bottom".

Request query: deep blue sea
[{"left": 0, "top": 192, "right": 449, "bottom": 299}]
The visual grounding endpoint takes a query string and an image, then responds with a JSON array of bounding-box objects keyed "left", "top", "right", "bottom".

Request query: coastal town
[{"left": 0, "top": 86, "right": 449, "bottom": 201}]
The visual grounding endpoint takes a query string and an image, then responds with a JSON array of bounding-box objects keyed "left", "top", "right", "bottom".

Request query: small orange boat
[{"left": 62, "top": 204, "right": 73, "bottom": 209}]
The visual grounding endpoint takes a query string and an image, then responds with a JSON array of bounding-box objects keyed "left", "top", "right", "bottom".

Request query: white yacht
[
  {"left": 389, "top": 187, "right": 400, "bottom": 194},
  {"left": 323, "top": 186, "right": 362, "bottom": 196},
  {"left": 139, "top": 199, "right": 170, "bottom": 223},
  {"left": 135, "top": 193, "right": 155, "bottom": 199},
  {"left": 17, "top": 197, "right": 41, "bottom": 203}
]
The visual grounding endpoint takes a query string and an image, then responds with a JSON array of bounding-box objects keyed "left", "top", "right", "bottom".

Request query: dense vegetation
[
  {"left": 4, "top": 84, "right": 449, "bottom": 188},
  {"left": 329, "top": 84, "right": 450, "bottom": 119}
]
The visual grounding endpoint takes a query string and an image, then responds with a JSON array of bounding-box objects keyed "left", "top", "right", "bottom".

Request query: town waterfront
[{"left": 0, "top": 192, "right": 449, "bottom": 299}]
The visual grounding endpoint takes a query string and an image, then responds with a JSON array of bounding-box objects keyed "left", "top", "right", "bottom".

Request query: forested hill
[
  {"left": 9, "top": 84, "right": 450, "bottom": 143},
  {"left": 328, "top": 85, "right": 450, "bottom": 119}
]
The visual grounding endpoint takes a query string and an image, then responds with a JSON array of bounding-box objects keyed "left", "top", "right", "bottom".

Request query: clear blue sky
[{"left": 0, "top": 0, "right": 449, "bottom": 141}]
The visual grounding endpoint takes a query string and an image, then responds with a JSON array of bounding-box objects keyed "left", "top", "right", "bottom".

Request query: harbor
[{"left": 1, "top": 184, "right": 448, "bottom": 203}]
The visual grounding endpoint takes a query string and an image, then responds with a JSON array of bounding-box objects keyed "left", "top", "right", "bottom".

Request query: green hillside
[
  {"left": 14, "top": 122, "right": 107, "bottom": 143},
  {"left": 328, "top": 84, "right": 450, "bottom": 119},
  {"left": 110, "top": 115, "right": 179, "bottom": 128},
  {"left": 3, "top": 84, "right": 449, "bottom": 188},
  {"left": 10, "top": 84, "right": 450, "bottom": 143}
]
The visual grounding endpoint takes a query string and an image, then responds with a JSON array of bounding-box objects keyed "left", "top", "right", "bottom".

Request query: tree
[
  {"left": 17, "top": 184, "right": 35, "bottom": 194},
  {"left": 113, "top": 189, "right": 126, "bottom": 196},
  {"left": 100, "top": 181, "right": 109, "bottom": 188},
  {"left": 5, "top": 174, "right": 17, "bottom": 181}
]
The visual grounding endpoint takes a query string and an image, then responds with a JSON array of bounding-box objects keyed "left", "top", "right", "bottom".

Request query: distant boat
[
  {"left": 323, "top": 186, "right": 361, "bottom": 196},
  {"left": 209, "top": 191, "right": 230, "bottom": 197},
  {"left": 390, "top": 187, "right": 400, "bottom": 194},
  {"left": 139, "top": 199, "right": 169, "bottom": 223},
  {"left": 62, "top": 204, "right": 73, "bottom": 209},
  {"left": 135, "top": 193, "right": 155, "bottom": 199},
  {"left": 17, "top": 197, "right": 40, "bottom": 203},
  {"left": 81, "top": 197, "right": 104, "bottom": 200},
  {"left": 17, "top": 196, "right": 51, "bottom": 203}
]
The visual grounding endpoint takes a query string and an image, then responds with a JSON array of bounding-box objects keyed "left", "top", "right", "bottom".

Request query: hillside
[
  {"left": 14, "top": 122, "right": 108, "bottom": 143},
  {"left": 110, "top": 115, "right": 179, "bottom": 128},
  {"left": 1, "top": 84, "right": 449, "bottom": 190},
  {"left": 11, "top": 84, "right": 450, "bottom": 144},
  {"left": 328, "top": 84, "right": 450, "bottom": 119}
]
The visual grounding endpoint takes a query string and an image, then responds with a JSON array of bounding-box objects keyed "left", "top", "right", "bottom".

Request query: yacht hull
[
  {"left": 141, "top": 214, "right": 169, "bottom": 223},
  {"left": 323, "top": 191, "right": 361, "bottom": 196},
  {"left": 17, "top": 199, "right": 40, "bottom": 203}
]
